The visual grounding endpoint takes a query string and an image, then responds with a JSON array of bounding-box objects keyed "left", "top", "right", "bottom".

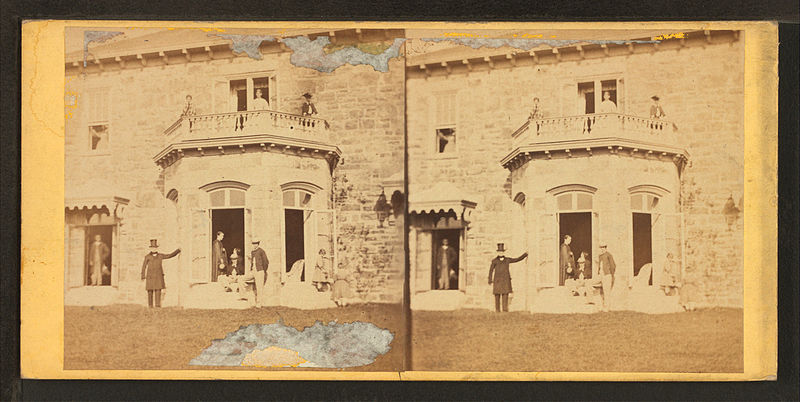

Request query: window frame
[
  {"left": 84, "top": 87, "right": 112, "bottom": 155},
  {"left": 432, "top": 90, "right": 459, "bottom": 157},
  {"left": 224, "top": 71, "right": 278, "bottom": 113}
]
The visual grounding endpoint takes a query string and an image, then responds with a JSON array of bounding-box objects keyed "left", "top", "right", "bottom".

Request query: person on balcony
[
  {"left": 598, "top": 91, "right": 618, "bottom": 113},
  {"left": 488, "top": 243, "right": 528, "bottom": 312},
  {"left": 650, "top": 95, "right": 666, "bottom": 119},
  {"left": 528, "top": 97, "right": 544, "bottom": 119},
  {"left": 181, "top": 94, "right": 196, "bottom": 117},
  {"left": 301, "top": 92, "right": 318, "bottom": 116},
  {"left": 251, "top": 88, "right": 269, "bottom": 110}
]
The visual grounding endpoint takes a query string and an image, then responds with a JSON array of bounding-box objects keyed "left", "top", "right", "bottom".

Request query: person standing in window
[
  {"left": 301, "top": 92, "right": 318, "bottom": 116},
  {"left": 488, "top": 243, "right": 528, "bottom": 312},
  {"left": 212, "top": 231, "right": 228, "bottom": 282},
  {"left": 596, "top": 243, "right": 616, "bottom": 312},
  {"left": 598, "top": 91, "right": 618, "bottom": 113},
  {"left": 251, "top": 88, "right": 269, "bottom": 110},
  {"left": 140, "top": 239, "right": 180, "bottom": 308},
  {"left": 435, "top": 239, "right": 457, "bottom": 290},
  {"left": 649, "top": 95, "right": 666, "bottom": 119},
  {"left": 436, "top": 128, "right": 455, "bottom": 153},
  {"left": 88, "top": 234, "right": 110, "bottom": 286}
]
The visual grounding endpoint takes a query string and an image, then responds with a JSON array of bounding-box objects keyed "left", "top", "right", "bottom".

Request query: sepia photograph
[
  {"left": 18, "top": 20, "right": 778, "bottom": 381},
  {"left": 62, "top": 26, "right": 407, "bottom": 371},
  {"left": 405, "top": 29, "right": 745, "bottom": 372}
]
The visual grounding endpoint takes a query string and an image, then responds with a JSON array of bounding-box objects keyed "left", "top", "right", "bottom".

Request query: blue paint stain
[
  {"left": 212, "top": 34, "right": 276, "bottom": 60},
  {"left": 281, "top": 37, "right": 405, "bottom": 73},
  {"left": 189, "top": 320, "right": 394, "bottom": 368},
  {"left": 83, "top": 31, "right": 124, "bottom": 68}
]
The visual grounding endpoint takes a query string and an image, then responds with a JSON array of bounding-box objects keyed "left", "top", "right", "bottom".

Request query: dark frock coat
[
  {"left": 488, "top": 253, "right": 528, "bottom": 294},
  {"left": 141, "top": 249, "right": 180, "bottom": 290}
]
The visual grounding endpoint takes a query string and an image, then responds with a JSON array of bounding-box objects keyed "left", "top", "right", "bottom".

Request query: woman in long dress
[{"left": 331, "top": 264, "right": 354, "bottom": 307}]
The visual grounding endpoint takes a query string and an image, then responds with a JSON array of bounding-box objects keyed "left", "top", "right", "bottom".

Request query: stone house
[
  {"left": 64, "top": 28, "right": 406, "bottom": 308},
  {"left": 406, "top": 31, "right": 743, "bottom": 313}
]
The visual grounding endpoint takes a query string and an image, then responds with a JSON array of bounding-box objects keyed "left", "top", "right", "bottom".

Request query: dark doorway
[
  {"left": 284, "top": 209, "right": 305, "bottom": 281},
  {"left": 558, "top": 212, "right": 592, "bottom": 286},
  {"left": 632, "top": 212, "right": 653, "bottom": 285},
  {"left": 85, "top": 225, "right": 113, "bottom": 286},
  {"left": 211, "top": 208, "right": 244, "bottom": 281},
  {"left": 431, "top": 229, "right": 461, "bottom": 290}
]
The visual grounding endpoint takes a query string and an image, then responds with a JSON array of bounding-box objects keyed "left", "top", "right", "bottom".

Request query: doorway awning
[
  {"left": 409, "top": 182, "right": 477, "bottom": 221},
  {"left": 65, "top": 182, "right": 130, "bottom": 218}
]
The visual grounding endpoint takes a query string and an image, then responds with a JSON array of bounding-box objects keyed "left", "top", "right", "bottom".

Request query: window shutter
[
  {"left": 67, "top": 226, "right": 86, "bottom": 288},
  {"left": 190, "top": 209, "right": 211, "bottom": 283},
  {"left": 536, "top": 213, "right": 558, "bottom": 287},
  {"left": 415, "top": 230, "right": 432, "bottom": 292}
]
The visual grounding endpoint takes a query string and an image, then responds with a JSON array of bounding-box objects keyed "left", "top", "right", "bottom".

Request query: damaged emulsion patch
[
  {"left": 281, "top": 37, "right": 405, "bottom": 73},
  {"left": 83, "top": 31, "right": 124, "bottom": 67},
  {"left": 189, "top": 321, "right": 394, "bottom": 368},
  {"left": 211, "top": 34, "right": 276, "bottom": 60},
  {"left": 422, "top": 37, "right": 658, "bottom": 50}
]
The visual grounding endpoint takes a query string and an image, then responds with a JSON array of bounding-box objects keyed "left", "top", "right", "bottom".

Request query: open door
[
  {"left": 536, "top": 213, "right": 558, "bottom": 287},
  {"left": 315, "top": 209, "right": 335, "bottom": 270},
  {"left": 458, "top": 229, "right": 466, "bottom": 291},
  {"left": 663, "top": 213, "right": 684, "bottom": 282},
  {"left": 190, "top": 208, "right": 211, "bottom": 283},
  {"left": 651, "top": 212, "right": 666, "bottom": 287}
]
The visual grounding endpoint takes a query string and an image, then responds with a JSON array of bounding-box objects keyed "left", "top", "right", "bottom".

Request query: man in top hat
[
  {"left": 250, "top": 237, "right": 269, "bottom": 308},
  {"left": 88, "top": 234, "right": 110, "bottom": 286},
  {"left": 435, "top": 238, "right": 458, "bottom": 290},
  {"left": 649, "top": 95, "right": 666, "bottom": 119},
  {"left": 488, "top": 243, "right": 528, "bottom": 312},
  {"left": 301, "top": 93, "right": 318, "bottom": 116},
  {"left": 141, "top": 239, "right": 181, "bottom": 308},
  {"left": 596, "top": 243, "right": 616, "bottom": 311}
]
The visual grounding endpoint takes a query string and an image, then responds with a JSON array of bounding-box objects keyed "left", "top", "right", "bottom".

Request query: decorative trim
[
  {"left": 546, "top": 184, "right": 598, "bottom": 195},
  {"left": 628, "top": 184, "right": 670, "bottom": 196},
  {"left": 280, "top": 181, "right": 323, "bottom": 194},
  {"left": 199, "top": 180, "right": 251, "bottom": 192}
]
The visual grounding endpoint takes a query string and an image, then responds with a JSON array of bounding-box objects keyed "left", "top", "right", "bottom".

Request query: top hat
[
  {"left": 496, "top": 243, "right": 506, "bottom": 252},
  {"left": 651, "top": 95, "right": 660, "bottom": 101},
  {"left": 251, "top": 237, "right": 260, "bottom": 244},
  {"left": 302, "top": 92, "right": 312, "bottom": 99},
  {"left": 149, "top": 239, "right": 159, "bottom": 248}
]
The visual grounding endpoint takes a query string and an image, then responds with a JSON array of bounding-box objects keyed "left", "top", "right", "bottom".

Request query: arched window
[
  {"left": 628, "top": 185, "right": 669, "bottom": 212},
  {"left": 547, "top": 184, "right": 597, "bottom": 211},
  {"left": 282, "top": 189, "right": 314, "bottom": 208},
  {"left": 200, "top": 180, "right": 250, "bottom": 207}
]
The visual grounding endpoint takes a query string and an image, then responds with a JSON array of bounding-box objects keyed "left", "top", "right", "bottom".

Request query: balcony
[
  {"left": 502, "top": 113, "right": 688, "bottom": 171},
  {"left": 155, "top": 110, "right": 341, "bottom": 169}
]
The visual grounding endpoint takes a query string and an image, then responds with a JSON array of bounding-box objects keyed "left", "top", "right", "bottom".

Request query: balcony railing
[
  {"left": 163, "top": 110, "right": 330, "bottom": 144},
  {"left": 512, "top": 113, "right": 678, "bottom": 148}
]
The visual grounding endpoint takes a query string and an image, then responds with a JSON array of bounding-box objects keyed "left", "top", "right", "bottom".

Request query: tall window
[
  {"left": 229, "top": 75, "right": 274, "bottom": 112},
  {"left": 86, "top": 89, "right": 110, "bottom": 152},
  {"left": 577, "top": 78, "right": 621, "bottom": 114},
  {"left": 434, "top": 92, "right": 457, "bottom": 154}
]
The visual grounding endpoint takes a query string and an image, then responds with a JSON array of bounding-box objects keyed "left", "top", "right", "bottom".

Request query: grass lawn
[
  {"left": 64, "top": 304, "right": 405, "bottom": 371},
  {"left": 410, "top": 308, "right": 743, "bottom": 373}
]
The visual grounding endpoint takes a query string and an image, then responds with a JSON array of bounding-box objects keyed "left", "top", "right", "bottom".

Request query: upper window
[
  {"left": 86, "top": 89, "right": 110, "bottom": 152},
  {"left": 434, "top": 92, "right": 457, "bottom": 154},
  {"left": 229, "top": 75, "right": 273, "bottom": 112},
  {"left": 577, "top": 78, "right": 621, "bottom": 115}
]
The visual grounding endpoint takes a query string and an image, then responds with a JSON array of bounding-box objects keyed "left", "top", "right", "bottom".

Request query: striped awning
[{"left": 409, "top": 182, "right": 477, "bottom": 217}]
